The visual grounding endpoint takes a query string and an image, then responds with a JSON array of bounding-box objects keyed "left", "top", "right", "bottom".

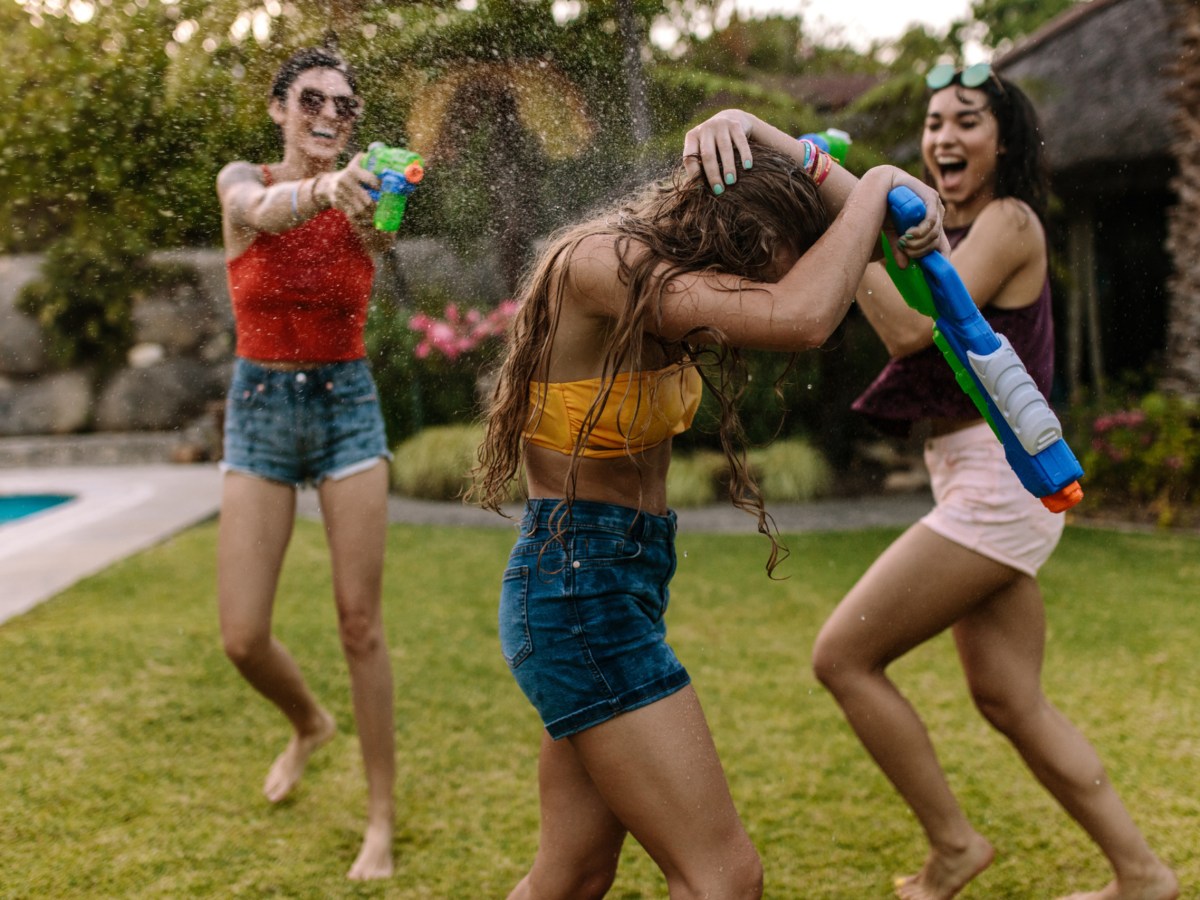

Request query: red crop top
[{"left": 226, "top": 166, "right": 376, "bottom": 362}]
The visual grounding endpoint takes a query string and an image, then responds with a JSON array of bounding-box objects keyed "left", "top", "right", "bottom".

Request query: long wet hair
[
  {"left": 473, "top": 143, "right": 829, "bottom": 574},
  {"left": 928, "top": 74, "right": 1049, "bottom": 222}
]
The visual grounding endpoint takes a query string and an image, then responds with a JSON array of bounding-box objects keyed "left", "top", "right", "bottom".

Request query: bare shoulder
[
  {"left": 217, "top": 160, "right": 260, "bottom": 185},
  {"left": 561, "top": 232, "right": 630, "bottom": 314},
  {"left": 217, "top": 161, "right": 262, "bottom": 198},
  {"left": 975, "top": 197, "right": 1044, "bottom": 243}
]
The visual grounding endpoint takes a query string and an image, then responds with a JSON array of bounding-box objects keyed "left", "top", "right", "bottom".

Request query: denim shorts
[
  {"left": 499, "top": 498, "right": 691, "bottom": 740},
  {"left": 222, "top": 357, "right": 392, "bottom": 488}
]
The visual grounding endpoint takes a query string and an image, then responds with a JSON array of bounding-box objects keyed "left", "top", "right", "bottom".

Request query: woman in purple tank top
[{"left": 812, "top": 68, "right": 1177, "bottom": 900}]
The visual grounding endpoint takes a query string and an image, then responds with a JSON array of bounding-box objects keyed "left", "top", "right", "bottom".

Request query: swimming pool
[{"left": 0, "top": 493, "right": 74, "bottom": 524}]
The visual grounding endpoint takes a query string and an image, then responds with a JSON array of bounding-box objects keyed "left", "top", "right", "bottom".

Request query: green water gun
[
  {"left": 361, "top": 142, "right": 425, "bottom": 231},
  {"left": 798, "top": 128, "right": 852, "bottom": 165}
]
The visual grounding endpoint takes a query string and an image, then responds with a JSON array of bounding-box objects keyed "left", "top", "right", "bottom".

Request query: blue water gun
[{"left": 884, "top": 186, "right": 1084, "bottom": 513}]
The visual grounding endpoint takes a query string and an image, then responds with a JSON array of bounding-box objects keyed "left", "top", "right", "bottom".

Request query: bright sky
[{"left": 734, "top": 0, "right": 974, "bottom": 49}]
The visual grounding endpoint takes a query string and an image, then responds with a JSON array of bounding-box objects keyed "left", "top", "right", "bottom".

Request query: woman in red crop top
[
  {"left": 215, "top": 46, "right": 401, "bottom": 881},
  {"left": 474, "top": 110, "right": 946, "bottom": 899},
  {"left": 813, "top": 70, "right": 1177, "bottom": 900}
]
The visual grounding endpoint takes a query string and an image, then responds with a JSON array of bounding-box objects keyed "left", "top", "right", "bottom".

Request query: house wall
[{"left": 998, "top": 0, "right": 1182, "bottom": 395}]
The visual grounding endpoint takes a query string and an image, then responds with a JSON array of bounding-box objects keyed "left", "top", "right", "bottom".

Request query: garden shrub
[
  {"left": 18, "top": 231, "right": 153, "bottom": 370},
  {"left": 749, "top": 438, "right": 835, "bottom": 503},
  {"left": 390, "top": 422, "right": 521, "bottom": 503},
  {"left": 666, "top": 450, "right": 727, "bottom": 508},
  {"left": 1078, "top": 392, "right": 1200, "bottom": 526},
  {"left": 391, "top": 423, "right": 486, "bottom": 501}
]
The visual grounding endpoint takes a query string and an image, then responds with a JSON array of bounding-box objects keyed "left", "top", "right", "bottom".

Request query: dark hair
[
  {"left": 474, "top": 144, "right": 828, "bottom": 574},
  {"left": 929, "top": 75, "right": 1049, "bottom": 222},
  {"left": 270, "top": 46, "right": 358, "bottom": 102}
]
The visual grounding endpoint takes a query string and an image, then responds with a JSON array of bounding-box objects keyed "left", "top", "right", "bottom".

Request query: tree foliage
[
  {"left": 970, "top": 0, "right": 1077, "bottom": 49},
  {"left": 2, "top": 0, "right": 1082, "bottom": 380}
]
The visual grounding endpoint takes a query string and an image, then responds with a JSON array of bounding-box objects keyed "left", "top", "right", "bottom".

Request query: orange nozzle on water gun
[
  {"left": 1041, "top": 481, "right": 1084, "bottom": 513},
  {"left": 403, "top": 161, "right": 424, "bottom": 185}
]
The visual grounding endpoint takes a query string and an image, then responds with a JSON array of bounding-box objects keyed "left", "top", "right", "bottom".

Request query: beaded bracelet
[{"left": 812, "top": 149, "right": 835, "bottom": 186}]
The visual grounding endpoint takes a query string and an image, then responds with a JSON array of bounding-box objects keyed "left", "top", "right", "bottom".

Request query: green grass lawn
[{"left": 1, "top": 520, "right": 1197, "bottom": 898}]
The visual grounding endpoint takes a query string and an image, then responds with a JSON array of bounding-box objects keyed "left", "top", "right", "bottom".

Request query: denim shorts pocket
[
  {"left": 499, "top": 565, "right": 533, "bottom": 669},
  {"left": 574, "top": 534, "right": 642, "bottom": 566},
  {"left": 328, "top": 368, "right": 379, "bottom": 405}
]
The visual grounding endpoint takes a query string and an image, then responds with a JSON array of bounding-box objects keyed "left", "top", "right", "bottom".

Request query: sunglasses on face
[
  {"left": 295, "top": 87, "right": 361, "bottom": 121},
  {"left": 926, "top": 62, "right": 1002, "bottom": 93}
]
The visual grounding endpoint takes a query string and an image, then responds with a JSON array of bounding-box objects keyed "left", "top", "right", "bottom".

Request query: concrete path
[
  {"left": 0, "top": 462, "right": 931, "bottom": 626},
  {"left": 296, "top": 490, "right": 934, "bottom": 535},
  {"left": 0, "top": 465, "right": 222, "bottom": 625}
]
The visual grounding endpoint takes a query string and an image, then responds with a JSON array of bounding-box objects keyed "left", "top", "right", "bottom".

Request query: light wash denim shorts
[
  {"left": 499, "top": 498, "right": 691, "bottom": 740},
  {"left": 222, "top": 357, "right": 391, "bottom": 488}
]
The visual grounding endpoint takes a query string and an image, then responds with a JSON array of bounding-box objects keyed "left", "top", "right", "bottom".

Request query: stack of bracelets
[{"left": 797, "top": 138, "right": 835, "bottom": 186}]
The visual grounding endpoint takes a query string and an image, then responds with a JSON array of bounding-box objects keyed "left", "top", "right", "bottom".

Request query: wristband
[
  {"left": 798, "top": 138, "right": 816, "bottom": 170},
  {"left": 290, "top": 183, "right": 300, "bottom": 219}
]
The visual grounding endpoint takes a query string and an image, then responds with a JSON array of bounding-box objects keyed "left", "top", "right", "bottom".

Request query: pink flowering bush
[
  {"left": 1081, "top": 392, "right": 1200, "bottom": 525},
  {"left": 409, "top": 301, "right": 519, "bottom": 362}
]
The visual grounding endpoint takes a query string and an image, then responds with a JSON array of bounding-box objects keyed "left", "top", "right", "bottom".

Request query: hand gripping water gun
[
  {"left": 798, "top": 128, "right": 852, "bottom": 165},
  {"left": 883, "top": 186, "right": 1084, "bottom": 513},
  {"left": 360, "top": 142, "right": 425, "bottom": 231}
]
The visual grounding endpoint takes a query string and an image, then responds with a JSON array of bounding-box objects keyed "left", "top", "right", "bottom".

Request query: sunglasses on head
[
  {"left": 926, "top": 62, "right": 1002, "bottom": 92},
  {"left": 296, "top": 87, "right": 361, "bottom": 121}
]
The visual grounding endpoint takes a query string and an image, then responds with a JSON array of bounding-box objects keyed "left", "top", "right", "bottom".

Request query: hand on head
[{"left": 682, "top": 110, "right": 757, "bottom": 195}]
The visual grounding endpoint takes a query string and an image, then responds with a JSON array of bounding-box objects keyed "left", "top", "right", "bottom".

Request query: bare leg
[
  {"left": 319, "top": 461, "right": 395, "bottom": 881},
  {"left": 218, "top": 472, "right": 336, "bottom": 803},
  {"left": 954, "top": 580, "right": 1178, "bottom": 900},
  {"left": 507, "top": 732, "right": 627, "bottom": 900},
  {"left": 812, "top": 525, "right": 1004, "bottom": 899},
  {"left": 511, "top": 686, "right": 762, "bottom": 900}
]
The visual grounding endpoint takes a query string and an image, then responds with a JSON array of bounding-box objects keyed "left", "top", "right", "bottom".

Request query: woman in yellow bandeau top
[{"left": 473, "top": 108, "right": 947, "bottom": 899}]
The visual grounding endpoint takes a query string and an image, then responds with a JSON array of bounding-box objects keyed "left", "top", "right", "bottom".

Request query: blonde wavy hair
[{"left": 473, "top": 143, "right": 828, "bottom": 573}]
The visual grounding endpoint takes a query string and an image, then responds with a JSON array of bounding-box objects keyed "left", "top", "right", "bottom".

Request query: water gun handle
[
  {"left": 362, "top": 143, "right": 425, "bottom": 232},
  {"left": 371, "top": 172, "right": 410, "bottom": 232},
  {"left": 883, "top": 186, "right": 1084, "bottom": 513}
]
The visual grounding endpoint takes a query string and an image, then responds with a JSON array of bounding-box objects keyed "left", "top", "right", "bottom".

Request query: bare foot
[
  {"left": 347, "top": 820, "right": 394, "bottom": 880},
  {"left": 262, "top": 709, "right": 337, "bottom": 803},
  {"left": 894, "top": 833, "right": 995, "bottom": 900},
  {"left": 1057, "top": 862, "right": 1179, "bottom": 900}
]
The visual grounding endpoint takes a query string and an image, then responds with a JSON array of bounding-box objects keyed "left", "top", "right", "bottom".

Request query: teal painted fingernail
[
  {"left": 725, "top": 173, "right": 735, "bottom": 185},
  {"left": 743, "top": 159, "right": 752, "bottom": 169},
  {"left": 712, "top": 183, "right": 724, "bottom": 196}
]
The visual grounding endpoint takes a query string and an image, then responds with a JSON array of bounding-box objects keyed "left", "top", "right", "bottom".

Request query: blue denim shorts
[
  {"left": 499, "top": 498, "right": 691, "bottom": 740},
  {"left": 222, "top": 358, "right": 392, "bottom": 488}
]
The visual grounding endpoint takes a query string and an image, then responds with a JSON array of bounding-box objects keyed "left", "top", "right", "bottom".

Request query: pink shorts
[{"left": 919, "top": 421, "right": 1064, "bottom": 577}]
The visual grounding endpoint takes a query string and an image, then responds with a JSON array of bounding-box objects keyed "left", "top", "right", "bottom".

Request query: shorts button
[
  {"left": 572, "top": 560, "right": 581, "bottom": 569},
  {"left": 296, "top": 372, "right": 307, "bottom": 384}
]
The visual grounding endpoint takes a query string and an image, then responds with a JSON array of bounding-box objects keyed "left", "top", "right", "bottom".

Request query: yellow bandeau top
[{"left": 524, "top": 363, "right": 703, "bottom": 459}]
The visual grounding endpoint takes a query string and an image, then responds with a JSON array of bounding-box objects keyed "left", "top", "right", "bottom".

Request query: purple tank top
[{"left": 852, "top": 224, "right": 1054, "bottom": 435}]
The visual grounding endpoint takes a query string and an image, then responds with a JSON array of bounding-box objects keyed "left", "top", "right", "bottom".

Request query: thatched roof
[{"left": 996, "top": 0, "right": 1181, "bottom": 173}]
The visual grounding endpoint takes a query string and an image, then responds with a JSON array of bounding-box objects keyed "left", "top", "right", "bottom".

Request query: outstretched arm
[
  {"left": 857, "top": 197, "right": 1046, "bottom": 358},
  {"left": 218, "top": 153, "right": 395, "bottom": 256}
]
